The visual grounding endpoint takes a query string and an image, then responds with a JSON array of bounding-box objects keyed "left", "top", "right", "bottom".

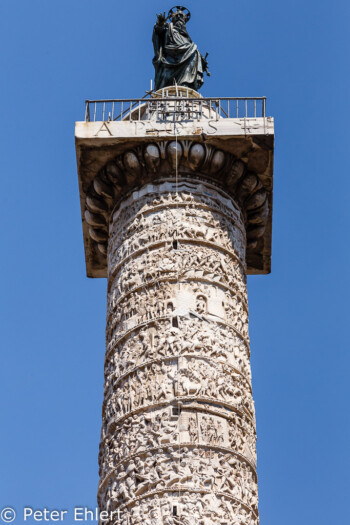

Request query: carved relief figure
[{"left": 99, "top": 179, "right": 258, "bottom": 524}]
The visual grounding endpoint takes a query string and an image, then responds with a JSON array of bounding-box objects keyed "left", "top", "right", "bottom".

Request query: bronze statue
[{"left": 152, "top": 6, "right": 210, "bottom": 92}]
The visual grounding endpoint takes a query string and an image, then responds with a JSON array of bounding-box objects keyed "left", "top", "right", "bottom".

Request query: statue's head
[
  {"left": 168, "top": 5, "right": 191, "bottom": 24},
  {"left": 173, "top": 10, "right": 186, "bottom": 24}
]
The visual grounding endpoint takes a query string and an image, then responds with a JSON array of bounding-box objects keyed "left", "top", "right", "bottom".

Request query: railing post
[{"left": 85, "top": 101, "right": 90, "bottom": 122}]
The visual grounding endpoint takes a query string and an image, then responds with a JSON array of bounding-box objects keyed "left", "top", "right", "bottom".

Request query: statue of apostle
[{"left": 152, "top": 6, "right": 210, "bottom": 91}]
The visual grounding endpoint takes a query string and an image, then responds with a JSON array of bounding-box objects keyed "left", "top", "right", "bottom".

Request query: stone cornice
[{"left": 76, "top": 138, "right": 273, "bottom": 276}]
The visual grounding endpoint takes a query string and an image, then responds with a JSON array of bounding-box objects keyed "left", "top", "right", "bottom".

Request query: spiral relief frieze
[{"left": 97, "top": 177, "right": 260, "bottom": 524}]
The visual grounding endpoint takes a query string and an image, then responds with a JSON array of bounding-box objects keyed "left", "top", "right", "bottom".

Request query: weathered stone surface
[
  {"left": 75, "top": 89, "right": 274, "bottom": 524},
  {"left": 96, "top": 179, "right": 259, "bottom": 524},
  {"left": 76, "top": 128, "right": 274, "bottom": 277}
]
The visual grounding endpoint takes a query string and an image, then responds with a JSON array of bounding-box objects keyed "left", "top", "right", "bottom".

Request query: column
[{"left": 97, "top": 175, "right": 259, "bottom": 525}]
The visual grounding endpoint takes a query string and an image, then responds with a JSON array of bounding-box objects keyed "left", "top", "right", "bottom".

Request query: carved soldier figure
[{"left": 188, "top": 415, "right": 197, "bottom": 442}]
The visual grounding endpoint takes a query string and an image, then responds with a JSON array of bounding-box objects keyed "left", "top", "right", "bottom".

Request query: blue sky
[{"left": 1, "top": 0, "right": 350, "bottom": 524}]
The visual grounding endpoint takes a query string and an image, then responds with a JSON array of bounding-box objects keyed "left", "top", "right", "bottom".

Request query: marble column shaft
[{"left": 97, "top": 177, "right": 259, "bottom": 524}]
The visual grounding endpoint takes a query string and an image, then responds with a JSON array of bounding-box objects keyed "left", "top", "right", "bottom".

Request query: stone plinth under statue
[{"left": 75, "top": 88, "right": 274, "bottom": 524}]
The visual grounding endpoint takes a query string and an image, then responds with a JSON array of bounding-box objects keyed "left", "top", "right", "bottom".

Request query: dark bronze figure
[{"left": 152, "top": 6, "right": 210, "bottom": 92}]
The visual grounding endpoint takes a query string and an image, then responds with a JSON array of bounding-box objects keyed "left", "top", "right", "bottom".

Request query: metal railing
[{"left": 84, "top": 95, "right": 267, "bottom": 123}]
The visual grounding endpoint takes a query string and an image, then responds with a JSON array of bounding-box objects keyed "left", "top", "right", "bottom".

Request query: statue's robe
[{"left": 152, "top": 20, "right": 204, "bottom": 91}]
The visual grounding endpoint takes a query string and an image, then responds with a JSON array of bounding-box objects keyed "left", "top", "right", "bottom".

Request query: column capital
[{"left": 76, "top": 118, "right": 274, "bottom": 277}]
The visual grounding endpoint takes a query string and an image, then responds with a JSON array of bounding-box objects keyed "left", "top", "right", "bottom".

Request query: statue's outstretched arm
[
  {"left": 153, "top": 13, "right": 167, "bottom": 60},
  {"left": 154, "top": 12, "right": 169, "bottom": 35}
]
